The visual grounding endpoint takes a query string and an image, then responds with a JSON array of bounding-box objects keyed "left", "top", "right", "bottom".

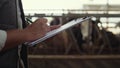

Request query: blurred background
[{"left": 22, "top": 0, "right": 120, "bottom": 68}]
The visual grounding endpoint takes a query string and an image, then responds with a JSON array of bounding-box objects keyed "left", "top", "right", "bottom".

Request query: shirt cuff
[{"left": 0, "top": 30, "right": 7, "bottom": 51}]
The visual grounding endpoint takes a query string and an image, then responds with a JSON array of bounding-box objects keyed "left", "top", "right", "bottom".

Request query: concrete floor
[
  {"left": 28, "top": 55, "right": 120, "bottom": 68},
  {"left": 29, "top": 59, "right": 120, "bottom": 68}
]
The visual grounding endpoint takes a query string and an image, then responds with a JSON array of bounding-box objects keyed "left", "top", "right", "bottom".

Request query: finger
[
  {"left": 50, "top": 25, "right": 61, "bottom": 30},
  {"left": 35, "top": 18, "right": 48, "bottom": 24},
  {"left": 45, "top": 25, "right": 51, "bottom": 32}
]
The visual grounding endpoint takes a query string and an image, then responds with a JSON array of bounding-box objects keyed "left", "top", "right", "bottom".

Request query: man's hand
[{"left": 24, "top": 18, "right": 60, "bottom": 42}]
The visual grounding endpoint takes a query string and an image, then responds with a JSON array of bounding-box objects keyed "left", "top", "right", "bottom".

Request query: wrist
[
  {"left": 22, "top": 29, "right": 32, "bottom": 42},
  {"left": 22, "top": 29, "right": 38, "bottom": 42}
]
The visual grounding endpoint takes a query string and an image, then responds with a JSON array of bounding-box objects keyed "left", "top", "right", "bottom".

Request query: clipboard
[{"left": 25, "top": 16, "right": 92, "bottom": 47}]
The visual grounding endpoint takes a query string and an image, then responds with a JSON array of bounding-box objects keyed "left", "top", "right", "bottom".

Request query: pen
[{"left": 26, "top": 18, "right": 33, "bottom": 24}]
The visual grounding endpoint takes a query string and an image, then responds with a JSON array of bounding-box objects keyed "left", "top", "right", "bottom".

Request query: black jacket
[{"left": 0, "top": 0, "right": 28, "bottom": 68}]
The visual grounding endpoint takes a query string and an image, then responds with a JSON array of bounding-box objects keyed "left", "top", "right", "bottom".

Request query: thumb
[{"left": 50, "top": 25, "right": 61, "bottom": 30}]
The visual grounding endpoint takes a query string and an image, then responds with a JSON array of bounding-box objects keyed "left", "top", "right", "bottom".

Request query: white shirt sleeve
[{"left": 0, "top": 30, "right": 7, "bottom": 51}]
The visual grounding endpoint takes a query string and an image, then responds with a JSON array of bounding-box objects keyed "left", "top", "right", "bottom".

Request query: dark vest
[{"left": 0, "top": 0, "right": 27, "bottom": 68}]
